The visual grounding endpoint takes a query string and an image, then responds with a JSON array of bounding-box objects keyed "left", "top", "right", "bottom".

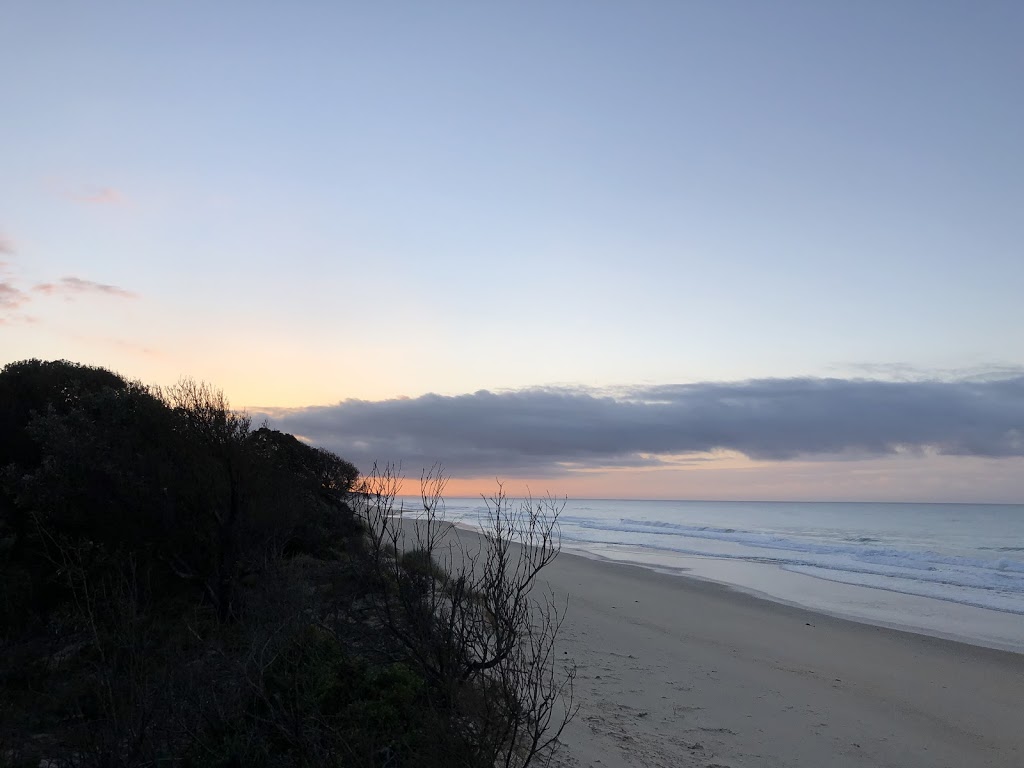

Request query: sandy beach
[{"left": 530, "top": 545, "right": 1024, "bottom": 768}]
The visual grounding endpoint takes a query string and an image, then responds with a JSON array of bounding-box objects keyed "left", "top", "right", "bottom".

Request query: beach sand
[{"left": 525, "top": 545, "right": 1024, "bottom": 768}]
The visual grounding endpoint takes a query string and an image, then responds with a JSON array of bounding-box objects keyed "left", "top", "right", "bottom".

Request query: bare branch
[{"left": 353, "top": 467, "right": 577, "bottom": 767}]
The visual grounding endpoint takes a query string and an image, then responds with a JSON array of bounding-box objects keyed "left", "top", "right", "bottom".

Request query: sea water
[{"left": 428, "top": 498, "right": 1024, "bottom": 653}]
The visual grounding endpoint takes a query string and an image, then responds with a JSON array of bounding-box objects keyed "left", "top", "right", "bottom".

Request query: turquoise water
[{"left": 427, "top": 497, "right": 1024, "bottom": 651}]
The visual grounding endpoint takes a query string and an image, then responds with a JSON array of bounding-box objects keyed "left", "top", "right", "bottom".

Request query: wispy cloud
[
  {"left": 34, "top": 276, "right": 138, "bottom": 300},
  {"left": 61, "top": 333, "right": 161, "bottom": 358},
  {"left": 0, "top": 282, "right": 30, "bottom": 310},
  {"left": 3, "top": 274, "right": 136, "bottom": 324},
  {"left": 53, "top": 184, "right": 126, "bottom": 205},
  {"left": 0, "top": 239, "right": 27, "bottom": 320},
  {"left": 0, "top": 281, "right": 34, "bottom": 325},
  {"left": 0, "top": 238, "right": 138, "bottom": 325},
  {"left": 0, "top": 316, "right": 37, "bottom": 326},
  {"left": 256, "top": 377, "right": 1024, "bottom": 477},
  {"left": 75, "top": 187, "right": 123, "bottom": 205},
  {"left": 46, "top": 180, "right": 128, "bottom": 206},
  {"left": 835, "top": 361, "right": 1024, "bottom": 383}
]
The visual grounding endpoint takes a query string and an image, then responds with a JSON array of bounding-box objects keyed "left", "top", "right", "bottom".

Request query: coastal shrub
[
  {"left": 0, "top": 358, "right": 577, "bottom": 768},
  {"left": 398, "top": 546, "right": 448, "bottom": 600},
  {"left": 354, "top": 464, "right": 578, "bottom": 768},
  {"left": 0, "top": 361, "right": 370, "bottom": 765},
  {"left": 399, "top": 546, "right": 446, "bottom": 581}
]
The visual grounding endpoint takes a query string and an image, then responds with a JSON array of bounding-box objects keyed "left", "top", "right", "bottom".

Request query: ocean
[{"left": 426, "top": 497, "right": 1024, "bottom": 653}]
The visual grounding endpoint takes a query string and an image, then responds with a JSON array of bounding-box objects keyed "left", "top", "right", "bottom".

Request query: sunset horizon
[{"left": 4, "top": 2, "right": 1022, "bottom": 502}]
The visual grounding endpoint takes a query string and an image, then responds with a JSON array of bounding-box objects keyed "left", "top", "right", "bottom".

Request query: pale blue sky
[{"left": 2, "top": 2, "right": 1022, "bottom": 499}]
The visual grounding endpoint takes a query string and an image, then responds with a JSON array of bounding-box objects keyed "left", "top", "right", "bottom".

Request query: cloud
[
  {"left": 0, "top": 281, "right": 34, "bottom": 325},
  {"left": 0, "top": 282, "right": 30, "bottom": 310},
  {"left": 0, "top": 242, "right": 136, "bottom": 322},
  {"left": 255, "top": 377, "right": 1024, "bottom": 477},
  {"left": 837, "top": 361, "right": 1024, "bottom": 383},
  {"left": 56, "top": 185, "right": 125, "bottom": 205},
  {"left": 77, "top": 187, "right": 122, "bottom": 205},
  {"left": 33, "top": 276, "right": 138, "bottom": 300}
]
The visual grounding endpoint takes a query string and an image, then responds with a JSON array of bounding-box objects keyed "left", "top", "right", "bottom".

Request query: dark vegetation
[{"left": 0, "top": 359, "right": 575, "bottom": 768}]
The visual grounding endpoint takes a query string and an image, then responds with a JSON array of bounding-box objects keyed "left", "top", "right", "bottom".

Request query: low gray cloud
[
  {"left": 836, "top": 361, "right": 1024, "bottom": 383},
  {"left": 256, "top": 377, "right": 1024, "bottom": 477},
  {"left": 34, "top": 276, "right": 138, "bottom": 300}
]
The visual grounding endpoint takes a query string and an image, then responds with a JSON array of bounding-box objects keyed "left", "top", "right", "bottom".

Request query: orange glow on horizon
[{"left": 370, "top": 453, "right": 1024, "bottom": 505}]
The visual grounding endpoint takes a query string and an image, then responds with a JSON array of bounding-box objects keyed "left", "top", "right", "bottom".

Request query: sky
[{"left": 2, "top": 2, "right": 1023, "bottom": 502}]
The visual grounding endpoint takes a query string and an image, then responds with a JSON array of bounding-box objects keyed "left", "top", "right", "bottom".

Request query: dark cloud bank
[{"left": 257, "top": 377, "right": 1024, "bottom": 477}]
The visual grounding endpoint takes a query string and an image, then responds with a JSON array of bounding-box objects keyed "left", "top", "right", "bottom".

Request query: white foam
[{"left": 438, "top": 497, "right": 1024, "bottom": 647}]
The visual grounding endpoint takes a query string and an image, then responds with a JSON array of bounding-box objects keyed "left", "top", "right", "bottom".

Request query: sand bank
[{"left": 522, "top": 543, "right": 1024, "bottom": 768}]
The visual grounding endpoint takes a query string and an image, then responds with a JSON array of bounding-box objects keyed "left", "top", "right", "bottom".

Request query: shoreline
[
  {"left": 550, "top": 544, "right": 1024, "bottom": 660},
  {"left": 559, "top": 542, "right": 1024, "bottom": 655},
  {"left": 541, "top": 543, "right": 1024, "bottom": 766},
  {"left": 450, "top": 525, "right": 1024, "bottom": 767},
  {"left": 453, "top": 520, "right": 1024, "bottom": 655}
]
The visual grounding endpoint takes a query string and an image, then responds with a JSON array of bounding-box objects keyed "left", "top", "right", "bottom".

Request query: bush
[
  {"left": 354, "top": 464, "right": 577, "bottom": 768},
  {"left": 0, "top": 360, "right": 576, "bottom": 768}
]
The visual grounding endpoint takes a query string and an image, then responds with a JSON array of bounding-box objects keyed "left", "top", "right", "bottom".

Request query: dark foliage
[
  {"left": 0, "top": 359, "right": 129, "bottom": 561},
  {"left": 0, "top": 359, "right": 573, "bottom": 768},
  {"left": 356, "top": 466, "right": 577, "bottom": 768}
]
